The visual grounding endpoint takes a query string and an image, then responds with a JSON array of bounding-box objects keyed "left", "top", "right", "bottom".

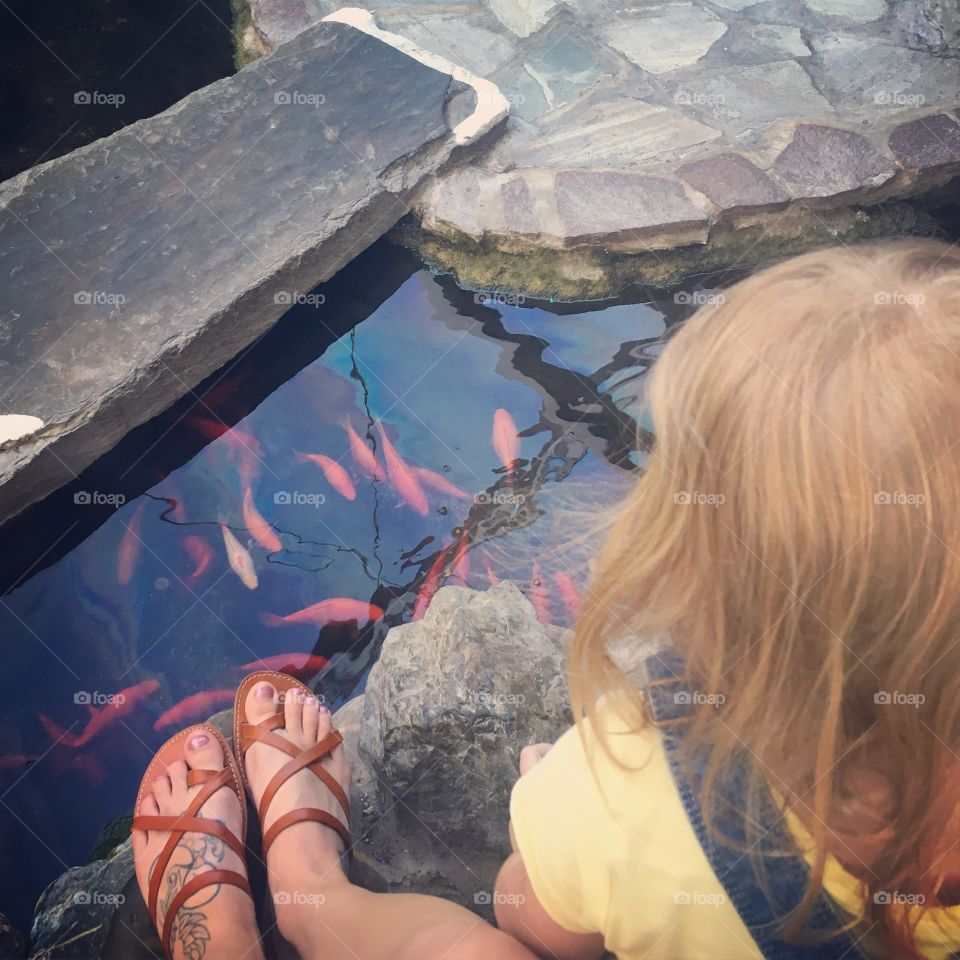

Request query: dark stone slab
[
  {"left": 773, "top": 123, "right": 896, "bottom": 198},
  {"left": 0, "top": 18, "right": 504, "bottom": 523},
  {"left": 678, "top": 153, "right": 788, "bottom": 210},
  {"left": 554, "top": 171, "right": 713, "bottom": 245},
  {"left": 501, "top": 176, "right": 540, "bottom": 235},
  {"left": 888, "top": 112, "right": 960, "bottom": 170}
]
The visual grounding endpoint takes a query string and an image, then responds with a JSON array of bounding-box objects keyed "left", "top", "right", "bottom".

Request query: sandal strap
[
  {"left": 258, "top": 731, "right": 349, "bottom": 825},
  {"left": 262, "top": 808, "right": 352, "bottom": 858},
  {"left": 161, "top": 869, "right": 251, "bottom": 959},
  {"left": 241, "top": 723, "right": 301, "bottom": 763},
  {"left": 238, "top": 715, "right": 286, "bottom": 755}
]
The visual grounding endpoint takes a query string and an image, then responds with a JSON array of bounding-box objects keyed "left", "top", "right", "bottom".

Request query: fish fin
[
  {"left": 259, "top": 612, "right": 284, "bottom": 628},
  {"left": 39, "top": 713, "right": 76, "bottom": 747}
]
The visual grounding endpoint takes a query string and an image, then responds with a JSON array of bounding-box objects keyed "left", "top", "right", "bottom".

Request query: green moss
[
  {"left": 88, "top": 814, "right": 132, "bottom": 863},
  {"left": 228, "top": 0, "right": 261, "bottom": 70},
  {"left": 390, "top": 201, "right": 943, "bottom": 302}
]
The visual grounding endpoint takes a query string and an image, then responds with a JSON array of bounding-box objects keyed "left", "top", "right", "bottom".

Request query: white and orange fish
[
  {"left": 242, "top": 487, "right": 282, "bottom": 552},
  {"left": 153, "top": 689, "right": 234, "bottom": 731},
  {"left": 260, "top": 598, "right": 384, "bottom": 629},
  {"left": 531, "top": 561, "right": 551, "bottom": 624},
  {"left": 492, "top": 409, "right": 520, "bottom": 472},
  {"left": 297, "top": 452, "right": 357, "bottom": 501},
  {"left": 413, "top": 547, "right": 448, "bottom": 621},
  {"left": 553, "top": 571, "right": 582, "bottom": 621},
  {"left": 342, "top": 420, "right": 385, "bottom": 482},
  {"left": 117, "top": 502, "right": 145, "bottom": 585},
  {"left": 376, "top": 423, "right": 429, "bottom": 515},
  {"left": 182, "top": 535, "right": 213, "bottom": 585},
  {"left": 409, "top": 466, "right": 471, "bottom": 501},
  {"left": 221, "top": 523, "right": 258, "bottom": 589}
]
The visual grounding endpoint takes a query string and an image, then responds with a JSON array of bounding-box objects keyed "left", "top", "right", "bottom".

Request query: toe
[
  {"left": 152, "top": 774, "right": 173, "bottom": 809},
  {"left": 316, "top": 702, "right": 333, "bottom": 742},
  {"left": 184, "top": 727, "right": 224, "bottom": 772},
  {"left": 301, "top": 694, "right": 320, "bottom": 742},
  {"left": 284, "top": 686, "right": 304, "bottom": 740},
  {"left": 167, "top": 759, "right": 189, "bottom": 805},
  {"left": 245, "top": 680, "right": 280, "bottom": 725}
]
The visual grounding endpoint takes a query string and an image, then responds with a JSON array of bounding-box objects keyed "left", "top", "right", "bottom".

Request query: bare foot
[{"left": 132, "top": 730, "right": 261, "bottom": 960}]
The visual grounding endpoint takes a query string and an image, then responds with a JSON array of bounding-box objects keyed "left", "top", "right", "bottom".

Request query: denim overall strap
[{"left": 643, "top": 650, "right": 871, "bottom": 960}]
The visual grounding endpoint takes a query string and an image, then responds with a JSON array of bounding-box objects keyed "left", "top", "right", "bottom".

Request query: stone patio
[{"left": 237, "top": 0, "right": 960, "bottom": 297}]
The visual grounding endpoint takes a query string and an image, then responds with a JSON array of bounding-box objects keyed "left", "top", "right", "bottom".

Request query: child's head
[{"left": 572, "top": 239, "right": 960, "bottom": 955}]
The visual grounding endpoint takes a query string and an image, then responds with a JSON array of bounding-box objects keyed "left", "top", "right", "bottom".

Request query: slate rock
[
  {"left": 773, "top": 124, "right": 896, "bottom": 198},
  {"left": 889, "top": 113, "right": 960, "bottom": 170},
  {"left": 678, "top": 153, "right": 788, "bottom": 210},
  {"left": 0, "top": 914, "right": 25, "bottom": 960},
  {"left": 247, "top": 0, "right": 333, "bottom": 48}
]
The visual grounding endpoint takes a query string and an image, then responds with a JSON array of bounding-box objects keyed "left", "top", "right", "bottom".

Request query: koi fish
[
  {"left": 221, "top": 524, "right": 258, "bottom": 590},
  {"left": 297, "top": 452, "right": 357, "bottom": 501},
  {"left": 0, "top": 754, "right": 37, "bottom": 770},
  {"left": 260, "top": 598, "right": 384, "bottom": 629},
  {"left": 343, "top": 421, "right": 385, "bottom": 482},
  {"left": 117, "top": 502, "right": 145, "bottom": 585},
  {"left": 182, "top": 535, "right": 213, "bottom": 585},
  {"left": 189, "top": 417, "right": 264, "bottom": 459},
  {"left": 242, "top": 487, "right": 282, "bottom": 552},
  {"left": 413, "top": 547, "right": 448, "bottom": 621},
  {"left": 240, "top": 653, "right": 330, "bottom": 679},
  {"left": 409, "top": 467, "right": 471, "bottom": 501},
  {"left": 492, "top": 409, "right": 520, "bottom": 471},
  {"left": 531, "top": 561, "right": 551, "bottom": 625},
  {"left": 153, "top": 689, "right": 234, "bottom": 731},
  {"left": 39, "top": 679, "right": 160, "bottom": 748},
  {"left": 553, "top": 571, "right": 582, "bottom": 621},
  {"left": 69, "top": 753, "right": 107, "bottom": 783},
  {"left": 483, "top": 558, "right": 500, "bottom": 588},
  {"left": 451, "top": 531, "right": 470, "bottom": 584},
  {"left": 376, "top": 423, "right": 429, "bottom": 515}
]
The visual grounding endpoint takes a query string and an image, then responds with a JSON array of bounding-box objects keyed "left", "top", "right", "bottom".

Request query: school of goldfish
[{"left": 16, "top": 407, "right": 589, "bottom": 780}]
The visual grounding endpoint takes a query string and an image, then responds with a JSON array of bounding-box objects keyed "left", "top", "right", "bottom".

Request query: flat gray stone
[
  {"left": 773, "top": 123, "right": 896, "bottom": 198},
  {"left": 0, "top": 16, "right": 507, "bottom": 522},
  {"left": 523, "top": 30, "right": 614, "bottom": 109},
  {"left": 806, "top": 0, "right": 887, "bottom": 21},
  {"left": 888, "top": 112, "right": 960, "bottom": 170},
  {"left": 554, "top": 171, "right": 713, "bottom": 245},
  {"left": 678, "top": 152, "right": 788, "bottom": 209},
  {"left": 598, "top": 3, "right": 727, "bottom": 75},
  {"left": 501, "top": 176, "right": 541, "bottom": 235},
  {"left": 488, "top": 0, "right": 560, "bottom": 38},
  {"left": 248, "top": 0, "right": 334, "bottom": 47},
  {"left": 713, "top": 22, "right": 810, "bottom": 64}
]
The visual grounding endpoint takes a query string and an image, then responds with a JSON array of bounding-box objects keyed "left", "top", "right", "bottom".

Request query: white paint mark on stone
[
  {"left": 323, "top": 8, "right": 510, "bottom": 145},
  {"left": 0, "top": 415, "right": 43, "bottom": 445}
]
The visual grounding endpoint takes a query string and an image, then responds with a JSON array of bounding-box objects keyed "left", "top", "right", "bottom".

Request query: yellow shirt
[{"left": 510, "top": 697, "right": 960, "bottom": 960}]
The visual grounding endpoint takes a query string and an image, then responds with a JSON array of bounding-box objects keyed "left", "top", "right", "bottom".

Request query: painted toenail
[
  {"left": 190, "top": 733, "right": 209, "bottom": 749},
  {"left": 256, "top": 683, "right": 275, "bottom": 699},
  {"left": 319, "top": 705, "right": 330, "bottom": 715},
  {"left": 306, "top": 696, "right": 316, "bottom": 705}
]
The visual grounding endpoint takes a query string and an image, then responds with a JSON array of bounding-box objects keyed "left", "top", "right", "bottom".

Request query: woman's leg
[{"left": 243, "top": 682, "right": 538, "bottom": 960}]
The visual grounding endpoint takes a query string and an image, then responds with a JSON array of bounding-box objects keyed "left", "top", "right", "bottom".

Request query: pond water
[{"left": 0, "top": 242, "right": 730, "bottom": 929}]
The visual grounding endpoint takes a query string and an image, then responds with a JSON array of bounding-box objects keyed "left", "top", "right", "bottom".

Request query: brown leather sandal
[
  {"left": 131, "top": 724, "right": 252, "bottom": 959},
  {"left": 233, "top": 671, "right": 352, "bottom": 858}
]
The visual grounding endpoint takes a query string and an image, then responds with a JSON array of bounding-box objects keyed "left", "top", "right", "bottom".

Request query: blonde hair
[{"left": 570, "top": 240, "right": 960, "bottom": 957}]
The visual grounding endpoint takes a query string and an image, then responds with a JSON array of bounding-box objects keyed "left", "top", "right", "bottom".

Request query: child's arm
[{"left": 493, "top": 743, "right": 607, "bottom": 960}]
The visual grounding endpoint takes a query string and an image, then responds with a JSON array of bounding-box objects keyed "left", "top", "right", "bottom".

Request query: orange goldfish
[
  {"left": 531, "top": 561, "right": 551, "bottom": 624},
  {"left": 376, "top": 423, "right": 428, "bottom": 515},
  {"left": 409, "top": 466, "right": 471, "bottom": 501},
  {"left": 343, "top": 420, "right": 385, "bottom": 481},
  {"left": 297, "top": 452, "right": 357, "bottom": 501},
  {"left": 221, "top": 523, "right": 258, "bottom": 589},
  {"left": 413, "top": 547, "right": 448, "bottom": 621},
  {"left": 39, "top": 680, "right": 160, "bottom": 748},
  {"left": 117, "top": 502, "right": 145, "bottom": 585},
  {"left": 0, "top": 754, "right": 38, "bottom": 770},
  {"left": 240, "top": 653, "right": 330, "bottom": 679},
  {"left": 182, "top": 535, "right": 213, "bottom": 585},
  {"left": 153, "top": 689, "right": 234, "bottom": 731},
  {"left": 492, "top": 409, "right": 520, "bottom": 471},
  {"left": 451, "top": 531, "right": 470, "bottom": 584},
  {"left": 190, "top": 417, "right": 264, "bottom": 459},
  {"left": 242, "top": 487, "right": 282, "bottom": 552},
  {"left": 483, "top": 558, "right": 500, "bottom": 587},
  {"left": 553, "top": 571, "right": 582, "bottom": 620},
  {"left": 260, "top": 598, "right": 384, "bottom": 629}
]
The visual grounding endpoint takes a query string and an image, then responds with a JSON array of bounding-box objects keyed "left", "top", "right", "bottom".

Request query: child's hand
[{"left": 519, "top": 742, "right": 552, "bottom": 776}]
